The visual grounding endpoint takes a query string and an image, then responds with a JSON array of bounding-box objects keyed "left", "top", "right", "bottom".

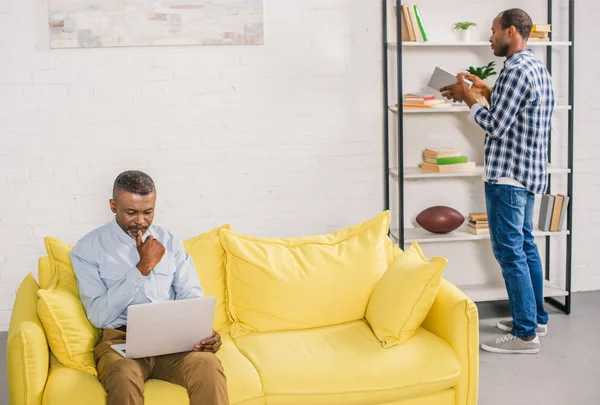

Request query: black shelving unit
[{"left": 382, "top": 0, "right": 574, "bottom": 314}]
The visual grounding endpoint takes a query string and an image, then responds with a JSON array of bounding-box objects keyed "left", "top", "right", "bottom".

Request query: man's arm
[
  {"left": 172, "top": 236, "right": 204, "bottom": 300},
  {"left": 71, "top": 249, "right": 146, "bottom": 329},
  {"left": 471, "top": 69, "right": 531, "bottom": 139}
]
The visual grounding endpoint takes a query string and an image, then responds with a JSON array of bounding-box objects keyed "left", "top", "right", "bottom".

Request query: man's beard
[{"left": 494, "top": 42, "right": 510, "bottom": 57}]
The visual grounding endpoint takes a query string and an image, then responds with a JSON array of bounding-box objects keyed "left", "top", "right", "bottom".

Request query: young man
[
  {"left": 71, "top": 170, "right": 229, "bottom": 404},
  {"left": 440, "top": 8, "right": 554, "bottom": 354}
]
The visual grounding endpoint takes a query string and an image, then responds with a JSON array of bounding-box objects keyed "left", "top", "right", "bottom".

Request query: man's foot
[
  {"left": 481, "top": 334, "right": 540, "bottom": 354},
  {"left": 496, "top": 319, "right": 547, "bottom": 337}
]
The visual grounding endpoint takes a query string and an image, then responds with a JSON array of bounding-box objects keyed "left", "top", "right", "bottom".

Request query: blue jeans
[{"left": 485, "top": 183, "right": 549, "bottom": 339}]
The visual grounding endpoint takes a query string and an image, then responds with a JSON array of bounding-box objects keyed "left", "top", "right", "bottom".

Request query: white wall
[{"left": 0, "top": 0, "right": 598, "bottom": 330}]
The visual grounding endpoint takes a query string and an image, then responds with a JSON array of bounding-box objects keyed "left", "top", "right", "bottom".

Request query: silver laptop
[{"left": 111, "top": 296, "right": 216, "bottom": 359}]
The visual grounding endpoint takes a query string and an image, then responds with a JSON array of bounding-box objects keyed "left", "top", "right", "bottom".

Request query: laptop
[{"left": 111, "top": 296, "right": 216, "bottom": 359}]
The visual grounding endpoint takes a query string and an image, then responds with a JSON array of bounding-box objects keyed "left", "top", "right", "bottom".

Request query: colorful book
[
  {"left": 413, "top": 5, "right": 428, "bottom": 42},
  {"left": 423, "top": 156, "right": 468, "bottom": 165},
  {"left": 419, "top": 161, "right": 476, "bottom": 173}
]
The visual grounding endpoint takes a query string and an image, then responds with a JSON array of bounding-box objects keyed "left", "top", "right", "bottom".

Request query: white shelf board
[
  {"left": 390, "top": 105, "right": 571, "bottom": 114},
  {"left": 388, "top": 41, "right": 572, "bottom": 47},
  {"left": 390, "top": 165, "right": 571, "bottom": 179},
  {"left": 391, "top": 226, "right": 570, "bottom": 244},
  {"left": 458, "top": 281, "right": 568, "bottom": 302}
]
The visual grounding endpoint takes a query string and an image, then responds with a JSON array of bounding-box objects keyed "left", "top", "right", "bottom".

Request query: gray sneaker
[
  {"left": 481, "top": 334, "right": 540, "bottom": 354},
  {"left": 496, "top": 319, "right": 547, "bottom": 337}
]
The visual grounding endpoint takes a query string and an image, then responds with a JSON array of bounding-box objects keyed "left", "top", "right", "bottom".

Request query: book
[
  {"left": 401, "top": 5, "right": 417, "bottom": 42},
  {"left": 529, "top": 31, "right": 549, "bottom": 39},
  {"left": 423, "top": 148, "right": 462, "bottom": 158},
  {"left": 468, "top": 221, "right": 488, "bottom": 229},
  {"left": 413, "top": 5, "right": 428, "bottom": 42},
  {"left": 532, "top": 24, "right": 551, "bottom": 32},
  {"left": 428, "top": 66, "right": 473, "bottom": 92},
  {"left": 419, "top": 161, "right": 476, "bottom": 173},
  {"left": 423, "top": 156, "right": 468, "bottom": 165},
  {"left": 469, "top": 213, "right": 488, "bottom": 222},
  {"left": 550, "top": 194, "right": 564, "bottom": 232},
  {"left": 468, "top": 227, "right": 490, "bottom": 235},
  {"left": 408, "top": 6, "right": 422, "bottom": 41},
  {"left": 557, "top": 194, "right": 570, "bottom": 231},
  {"left": 538, "top": 194, "right": 555, "bottom": 231}
]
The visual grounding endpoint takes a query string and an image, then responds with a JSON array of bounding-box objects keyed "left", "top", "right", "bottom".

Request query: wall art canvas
[{"left": 48, "top": 0, "right": 264, "bottom": 48}]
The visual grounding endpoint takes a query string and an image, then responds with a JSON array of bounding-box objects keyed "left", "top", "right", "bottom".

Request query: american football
[{"left": 416, "top": 206, "right": 465, "bottom": 234}]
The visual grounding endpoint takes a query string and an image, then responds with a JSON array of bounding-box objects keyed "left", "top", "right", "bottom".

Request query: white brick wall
[{"left": 0, "top": 0, "right": 598, "bottom": 330}]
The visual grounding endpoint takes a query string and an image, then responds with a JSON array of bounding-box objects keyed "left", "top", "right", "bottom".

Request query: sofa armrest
[
  {"left": 421, "top": 279, "right": 479, "bottom": 405},
  {"left": 7, "top": 274, "right": 50, "bottom": 405}
]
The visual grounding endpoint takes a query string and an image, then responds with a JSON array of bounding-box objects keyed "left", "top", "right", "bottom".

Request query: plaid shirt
[{"left": 472, "top": 49, "right": 555, "bottom": 194}]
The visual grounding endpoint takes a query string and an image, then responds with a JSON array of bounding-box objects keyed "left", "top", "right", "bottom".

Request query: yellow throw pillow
[
  {"left": 37, "top": 282, "right": 99, "bottom": 376},
  {"left": 366, "top": 241, "right": 448, "bottom": 348},
  {"left": 38, "top": 237, "right": 99, "bottom": 376},
  {"left": 44, "top": 237, "right": 79, "bottom": 297},
  {"left": 220, "top": 211, "right": 391, "bottom": 337},
  {"left": 184, "top": 224, "right": 232, "bottom": 332}
]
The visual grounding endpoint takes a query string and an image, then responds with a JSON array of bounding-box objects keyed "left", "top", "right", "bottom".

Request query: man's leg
[
  {"left": 485, "top": 183, "right": 537, "bottom": 339},
  {"left": 523, "top": 191, "right": 550, "bottom": 326},
  {"left": 152, "top": 351, "right": 229, "bottom": 405},
  {"left": 95, "top": 329, "right": 153, "bottom": 405}
]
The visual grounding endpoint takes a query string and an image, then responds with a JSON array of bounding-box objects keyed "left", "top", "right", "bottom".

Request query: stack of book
[
  {"left": 529, "top": 23, "right": 551, "bottom": 41},
  {"left": 419, "top": 148, "right": 476, "bottom": 173},
  {"left": 468, "top": 213, "right": 489, "bottom": 235},
  {"left": 402, "top": 94, "right": 451, "bottom": 109},
  {"left": 539, "top": 194, "right": 570, "bottom": 232}
]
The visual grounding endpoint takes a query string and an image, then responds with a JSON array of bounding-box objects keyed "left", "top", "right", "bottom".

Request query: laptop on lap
[{"left": 111, "top": 296, "right": 216, "bottom": 359}]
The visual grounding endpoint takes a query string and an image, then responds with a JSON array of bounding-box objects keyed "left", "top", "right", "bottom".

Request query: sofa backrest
[{"left": 219, "top": 211, "right": 391, "bottom": 337}]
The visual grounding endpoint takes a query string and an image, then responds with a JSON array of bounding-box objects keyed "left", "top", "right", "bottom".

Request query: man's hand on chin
[{"left": 194, "top": 330, "right": 222, "bottom": 354}]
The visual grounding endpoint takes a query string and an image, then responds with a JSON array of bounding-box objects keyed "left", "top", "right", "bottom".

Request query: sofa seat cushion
[
  {"left": 233, "top": 320, "right": 460, "bottom": 405},
  {"left": 216, "top": 329, "right": 265, "bottom": 405},
  {"left": 43, "top": 330, "right": 264, "bottom": 405}
]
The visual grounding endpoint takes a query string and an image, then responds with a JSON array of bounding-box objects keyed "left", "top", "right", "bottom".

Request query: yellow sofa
[{"left": 7, "top": 214, "right": 479, "bottom": 405}]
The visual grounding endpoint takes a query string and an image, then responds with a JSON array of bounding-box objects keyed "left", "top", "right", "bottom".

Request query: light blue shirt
[{"left": 70, "top": 218, "right": 203, "bottom": 329}]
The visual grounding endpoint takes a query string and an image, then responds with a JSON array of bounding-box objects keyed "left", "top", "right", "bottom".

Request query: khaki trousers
[{"left": 95, "top": 328, "right": 229, "bottom": 405}]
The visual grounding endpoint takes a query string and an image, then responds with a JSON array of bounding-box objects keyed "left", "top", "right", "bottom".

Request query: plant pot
[{"left": 459, "top": 29, "right": 472, "bottom": 42}]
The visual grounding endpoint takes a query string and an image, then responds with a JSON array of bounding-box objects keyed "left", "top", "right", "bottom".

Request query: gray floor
[{"left": 1, "top": 293, "right": 599, "bottom": 405}]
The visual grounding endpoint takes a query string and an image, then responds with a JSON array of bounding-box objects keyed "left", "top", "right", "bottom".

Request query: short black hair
[
  {"left": 500, "top": 8, "right": 533, "bottom": 39},
  {"left": 113, "top": 170, "right": 155, "bottom": 199}
]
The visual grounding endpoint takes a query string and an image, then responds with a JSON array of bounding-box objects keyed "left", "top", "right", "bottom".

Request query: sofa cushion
[
  {"left": 220, "top": 211, "right": 390, "bottom": 336},
  {"left": 38, "top": 237, "right": 99, "bottom": 376},
  {"left": 216, "top": 329, "right": 264, "bottom": 405},
  {"left": 233, "top": 320, "right": 460, "bottom": 405},
  {"left": 44, "top": 333, "right": 265, "bottom": 405},
  {"left": 184, "top": 224, "right": 232, "bottom": 332},
  {"left": 7, "top": 274, "right": 49, "bottom": 405},
  {"left": 366, "top": 241, "right": 447, "bottom": 348}
]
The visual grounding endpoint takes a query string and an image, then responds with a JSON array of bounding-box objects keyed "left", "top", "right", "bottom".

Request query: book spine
[
  {"left": 413, "top": 5, "right": 428, "bottom": 42},
  {"left": 538, "top": 194, "right": 554, "bottom": 232},
  {"left": 558, "top": 194, "right": 570, "bottom": 231}
]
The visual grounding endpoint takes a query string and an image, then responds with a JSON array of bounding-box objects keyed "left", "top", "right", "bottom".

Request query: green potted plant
[
  {"left": 466, "top": 61, "right": 497, "bottom": 80},
  {"left": 452, "top": 21, "right": 477, "bottom": 42},
  {"left": 464, "top": 61, "right": 497, "bottom": 107}
]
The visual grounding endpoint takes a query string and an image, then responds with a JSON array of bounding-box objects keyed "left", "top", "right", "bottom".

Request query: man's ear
[{"left": 109, "top": 199, "right": 117, "bottom": 214}]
